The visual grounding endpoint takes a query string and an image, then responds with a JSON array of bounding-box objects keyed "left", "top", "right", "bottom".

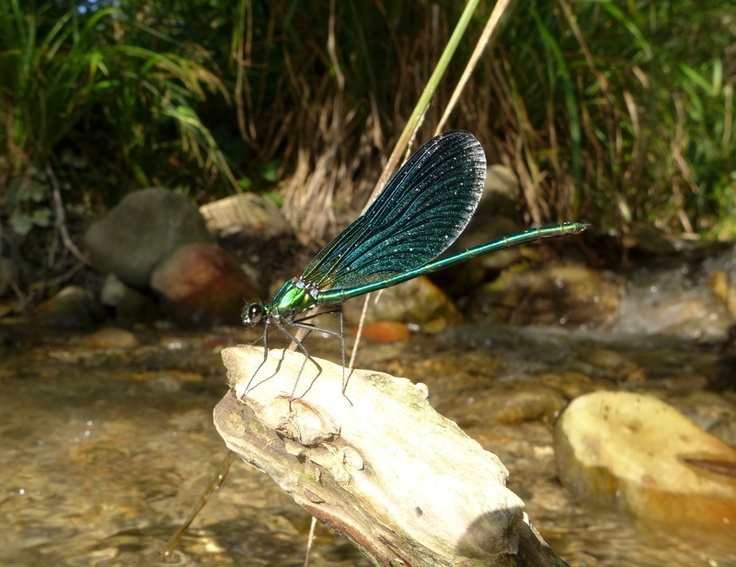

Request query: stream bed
[
  {"left": 1, "top": 317, "right": 735, "bottom": 566},
  {"left": 3, "top": 239, "right": 736, "bottom": 566}
]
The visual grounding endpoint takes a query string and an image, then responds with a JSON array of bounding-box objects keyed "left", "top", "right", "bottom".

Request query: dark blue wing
[{"left": 300, "top": 130, "right": 487, "bottom": 295}]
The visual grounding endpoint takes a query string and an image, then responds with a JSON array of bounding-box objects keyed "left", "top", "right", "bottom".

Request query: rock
[
  {"left": 79, "top": 327, "right": 140, "bottom": 349},
  {"left": 534, "top": 371, "right": 599, "bottom": 400},
  {"left": 199, "top": 193, "right": 292, "bottom": 239},
  {"left": 342, "top": 276, "right": 461, "bottom": 333},
  {"left": 84, "top": 188, "right": 212, "bottom": 288},
  {"left": 27, "top": 286, "right": 103, "bottom": 330},
  {"left": 355, "top": 320, "right": 411, "bottom": 343},
  {"left": 201, "top": 193, "right": 305, "bottom": 294},
  {"left": 441, "top": 384, "right": 568, "bottom": 428},
  {"left": 554, "top": 391, "right": 736, "bottom": 524},
  {"left": 151, "top": 242, "right": 262, "bottom": 326},
  {"left": 100, "top": 274, "right": 160, "bottom": 324},
  {"left": 468, "top": 265, "right": 622, "bottom": 328},
  {"left": 579, "top": 347, "right": 646, "bottom": 383}
]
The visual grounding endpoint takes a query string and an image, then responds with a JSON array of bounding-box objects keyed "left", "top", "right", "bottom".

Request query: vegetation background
[{"left": 1, "top": 0, "right": 735, "bottom": 305}]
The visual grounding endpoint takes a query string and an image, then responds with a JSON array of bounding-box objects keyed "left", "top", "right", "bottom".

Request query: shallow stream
[{"left": 2, "top": 247, "right": 736, "bottom": 566}]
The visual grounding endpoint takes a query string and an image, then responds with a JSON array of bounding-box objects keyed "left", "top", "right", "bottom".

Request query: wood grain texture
[{"left": 213, "top": 345, "right": 568, "bottom": 566}]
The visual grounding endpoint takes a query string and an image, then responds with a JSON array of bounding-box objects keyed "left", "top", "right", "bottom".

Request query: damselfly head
[{"left": 242, "top": 302, "right": 264, "bottom": 326}]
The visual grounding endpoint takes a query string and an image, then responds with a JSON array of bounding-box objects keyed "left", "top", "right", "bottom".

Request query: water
[
  {"left": 1, "top": 319, "right": 734, "bottom": 566},
  {"left": 3, "top": 245, "right": 736, "bottom": 566},
  {"left": 0, "top": 328, "right": 365, "bottom": 567}
]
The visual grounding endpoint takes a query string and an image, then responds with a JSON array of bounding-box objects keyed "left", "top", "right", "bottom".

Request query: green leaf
[
  {"left": 9, "top": 210, "right": 32, "bottom": 235},
  {"left": 258, "top": 160, "right": 281, "bottom": 183},
  {"left": 679, "top": 63, "right": 714, "bottom": 96},
  {"left": 31, "top": 208, "right": 52, "bottom": 227}
]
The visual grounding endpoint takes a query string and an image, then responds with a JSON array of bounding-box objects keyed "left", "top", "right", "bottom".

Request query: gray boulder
[{"left": 84, "top": 188, "right": 212, "bottom": 288}]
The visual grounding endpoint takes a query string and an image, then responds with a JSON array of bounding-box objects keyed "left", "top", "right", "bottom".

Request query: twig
[{"left": 46, "top": 164, "right": 89, "bottom": 265}]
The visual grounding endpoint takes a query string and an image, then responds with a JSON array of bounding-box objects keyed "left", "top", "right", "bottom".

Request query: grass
[{"left": 0, "top": 0, "right": 734, "bottom": 305}]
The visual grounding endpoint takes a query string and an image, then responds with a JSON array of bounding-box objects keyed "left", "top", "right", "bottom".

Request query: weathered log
[{"left": 213, "top": 345, "right": 568, "bottom": 567}]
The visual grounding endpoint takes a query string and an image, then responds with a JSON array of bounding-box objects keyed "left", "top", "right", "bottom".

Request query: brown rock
[
  {"left": 151, "top": 243, "right": 262, "bottom": 326},
  {"left": 79, "top": 327, "right": 139, "bottom": 349},
  {"left": 444, "top": 385, "right": 568, "bottom": 428}
]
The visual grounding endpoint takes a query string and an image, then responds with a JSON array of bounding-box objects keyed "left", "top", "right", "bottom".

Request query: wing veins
[{"left": 301, "top": 131, "right": 486, "bottom": 294}]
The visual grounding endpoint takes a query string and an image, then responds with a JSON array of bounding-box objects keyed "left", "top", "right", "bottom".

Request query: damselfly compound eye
[{"left": 243, "top": 303, "right": 263, "bottom": 326}]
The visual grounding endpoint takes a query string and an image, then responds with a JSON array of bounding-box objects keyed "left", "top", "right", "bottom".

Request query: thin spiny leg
[
  {"left": 292, "top": 308, "right": 352, "bottom": 403},
  {"left": 245, "top": 319, "right": 291, "bottom": 395},
  {"left": 274, "top": 319, "right": 323, "bottom": 401},
  {"left": 245, "top": 308, "right": 348, "bottom": 400},
  {"left": 244, "top": 319, "right": 272, "bottom": 394},
  {"left": 337, "top": 310, "right": 353, "bottom": 406},
  {"left": 291, "top": 307, "right": 343, "bottom": 340},
  {"left": 339, "top": 309, "right": 345, "bottom": 386}
]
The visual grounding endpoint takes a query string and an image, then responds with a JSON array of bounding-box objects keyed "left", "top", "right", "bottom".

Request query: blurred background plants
[{"left": 1, "top": 0, "right": 735, "bottom": 303}]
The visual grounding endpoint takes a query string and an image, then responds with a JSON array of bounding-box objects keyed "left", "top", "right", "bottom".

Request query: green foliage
[
  {"left": 215, "top": 0, "right": 735, "bottom": 237},
  {"left": 469, "top": 0, "right": 735, "bottom": 236},
  {"left": 6, "top": 172, "right": 52, "bottom": 236},
  {"left": 0, "top": 0, "right": 237, "bottom": 222},
  {"left": 1, "top": 0, "right": 734, "bottom": 244}
]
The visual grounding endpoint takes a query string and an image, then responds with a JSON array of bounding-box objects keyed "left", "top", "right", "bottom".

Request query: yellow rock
[{"left": 554, "top": 391, "right": 736, "bottom": 524}]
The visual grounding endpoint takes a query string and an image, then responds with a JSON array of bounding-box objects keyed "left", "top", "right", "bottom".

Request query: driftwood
[{"left": 213, "top": 345, "right": 568, "bottom": 567}]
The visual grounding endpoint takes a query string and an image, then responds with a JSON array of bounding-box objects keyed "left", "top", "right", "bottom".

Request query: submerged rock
[
  {"left": 27, "top": 286, "right": 103, "bottom": 330},
  {"left": 468, "top": 265, "right": 622, "bottom": 328},
  {"left": 342, "top": 275, "right": 462, "bottom": 333},
  {"left": 79, "top": 327, "right": 140, "bottom": 349},
  {"left": 446, "top": 384, "right": 568, "bottom": 427},
  {"left": 554, "top": 391, "right": 736, "bottom": 524}
]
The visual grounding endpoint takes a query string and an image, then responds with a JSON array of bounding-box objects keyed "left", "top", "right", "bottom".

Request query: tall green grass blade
[{"left": 599, "top": 2, "right": 653, "bottom": 61}]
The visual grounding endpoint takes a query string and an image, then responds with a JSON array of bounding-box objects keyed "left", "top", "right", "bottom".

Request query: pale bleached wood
[{"left": 213, "top": 345, "right": 568, "bottom": 567}]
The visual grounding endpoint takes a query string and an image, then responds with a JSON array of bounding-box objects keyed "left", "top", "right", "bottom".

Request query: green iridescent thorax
[{"left": 268, "top": 277, "right": 320, "bottom": 321}]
